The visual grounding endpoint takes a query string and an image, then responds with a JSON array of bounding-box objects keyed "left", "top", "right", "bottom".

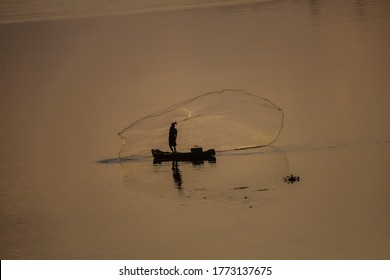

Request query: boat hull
[{"left": 151, "top": 149, "right": 216, "bottom": 163}]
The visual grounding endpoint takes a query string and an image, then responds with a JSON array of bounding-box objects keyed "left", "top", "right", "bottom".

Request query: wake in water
[{"left": 118, "top": 89, "right": 284, "bottom": 159}]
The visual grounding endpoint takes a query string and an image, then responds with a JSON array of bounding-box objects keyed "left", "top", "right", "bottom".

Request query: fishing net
[{"left": 118, "top": 89, "right": 284, "bottom": 158}]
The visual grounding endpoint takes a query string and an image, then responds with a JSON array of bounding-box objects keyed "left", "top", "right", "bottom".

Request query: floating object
[
  {"left": 283, "top": 174, "right": 300, "bottom": 184},
  {"left": 233, "top": 186, "right": 249, "bottom": 190}
]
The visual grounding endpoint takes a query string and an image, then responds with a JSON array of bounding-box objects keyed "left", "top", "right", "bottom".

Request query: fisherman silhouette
[{"left": 169, "top": 122, "right": 177, "bottom": 153}]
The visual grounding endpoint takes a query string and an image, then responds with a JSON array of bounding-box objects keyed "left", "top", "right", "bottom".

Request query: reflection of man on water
[
  {"left": 172, "top": 161, "right": 182, "bottom": 188},
  {"left": 169, "top": 122, "right": 178, "bottom": 153}
]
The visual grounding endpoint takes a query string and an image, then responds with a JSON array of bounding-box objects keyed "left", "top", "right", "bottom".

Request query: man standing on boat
[{"left": 169, "top": 122, "right": 178, "bottom": 153}]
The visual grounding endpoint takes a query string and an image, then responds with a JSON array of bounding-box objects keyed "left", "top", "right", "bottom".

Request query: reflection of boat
[{"left": 151, "top": 148, "right": 216, "bottom": 163}]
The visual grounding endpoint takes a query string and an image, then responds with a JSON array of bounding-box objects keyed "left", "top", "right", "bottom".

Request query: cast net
[{"left": 118, "top": 89, "right": 284, "bottom": 158}]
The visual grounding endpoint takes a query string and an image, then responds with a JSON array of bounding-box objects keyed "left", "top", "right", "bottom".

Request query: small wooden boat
[{"left": 151, "top": 147, "right": 216, "bottom": 163}]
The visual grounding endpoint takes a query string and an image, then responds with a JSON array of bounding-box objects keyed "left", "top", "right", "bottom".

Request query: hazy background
[{"left": 0, "top": 0, "right": 389, "bottom": 259}]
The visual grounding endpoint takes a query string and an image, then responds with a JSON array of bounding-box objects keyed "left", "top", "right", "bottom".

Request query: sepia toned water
[{"left": 0, "top": 0, "right": 389, "bottom": 259}]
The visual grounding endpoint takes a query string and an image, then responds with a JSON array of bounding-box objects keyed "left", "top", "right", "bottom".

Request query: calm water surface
[{"left": 0, "top": 0, "right": 389, "bottom": 259}]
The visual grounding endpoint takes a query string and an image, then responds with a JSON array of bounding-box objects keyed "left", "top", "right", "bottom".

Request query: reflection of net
[{"left": 118, "top": 89, "right": 284, "bottom": 158}]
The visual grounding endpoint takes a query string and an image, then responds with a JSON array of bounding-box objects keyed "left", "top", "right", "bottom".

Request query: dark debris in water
[
  {"left": 233, "top": 186, "right": 249, "bottom": 190},
  {"left": 283, "top": 174, "right": 300, "bottom": 184}
]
